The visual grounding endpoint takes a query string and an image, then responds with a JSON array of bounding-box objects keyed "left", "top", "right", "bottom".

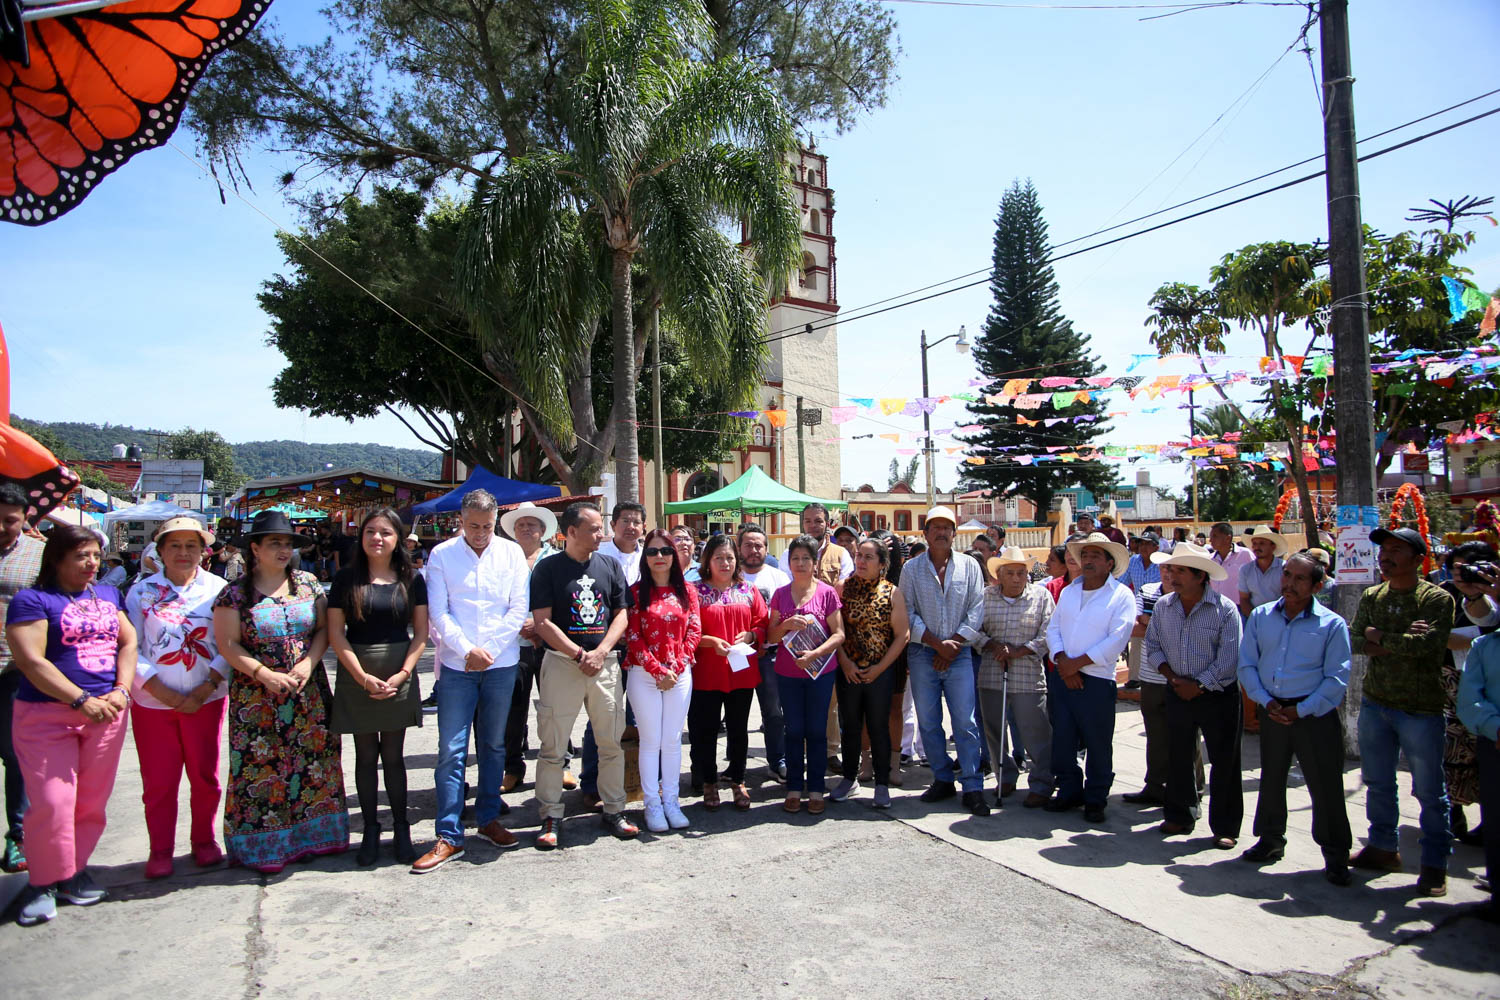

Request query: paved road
[{"left": 2, "top": 652, "right": 1494, "bottom": 998}]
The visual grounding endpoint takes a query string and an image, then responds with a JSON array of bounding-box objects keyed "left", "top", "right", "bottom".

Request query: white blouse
[{"left": 125, "top": 569, "right": 230, "bottom": 710}]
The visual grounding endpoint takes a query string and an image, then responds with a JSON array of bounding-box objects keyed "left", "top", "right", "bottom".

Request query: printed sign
[
  {"left": 1337, "top": 525, "right": 1377, "bottom": 585},
  {"left": 1400, "top": 452, "right": 1430, "bottom": 473}
]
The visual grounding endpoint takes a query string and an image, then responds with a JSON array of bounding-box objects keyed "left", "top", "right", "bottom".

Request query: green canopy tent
[{"left": 663, "top": 466, "right": 847, "bottom": 516}]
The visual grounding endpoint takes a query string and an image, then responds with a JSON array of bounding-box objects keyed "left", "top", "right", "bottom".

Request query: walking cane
[{"left": 997, "top": 657, "right": 1008, "bottom": 807}]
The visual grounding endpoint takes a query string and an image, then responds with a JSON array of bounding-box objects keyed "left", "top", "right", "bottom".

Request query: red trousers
[{"left": 130, "top": 699, "right": 227, "bottom": 854}]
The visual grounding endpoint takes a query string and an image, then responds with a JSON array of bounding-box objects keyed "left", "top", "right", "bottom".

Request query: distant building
[
  {"left": 842, "top": 482, "right": 958, "bottom": 534},
  {"left": 956, "top": 489, "right": 1039, "bottom": 526}
]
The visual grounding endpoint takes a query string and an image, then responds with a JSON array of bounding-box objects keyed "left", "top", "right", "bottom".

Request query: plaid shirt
[
  {"left": 1123, "top": 554, "right": 1159, "bottom": 592},
  {"left": 899, "top": 549, "right": 985, "bottom": 647},
  {"left": 1143, "top": 588, "right": 1243, "bottom": 691},
  {"left": 0, "top": 534, "right": 43, "bottom": 671},
  {"left": 976, "top": 583, "right": 1053, "bottom": 692}
]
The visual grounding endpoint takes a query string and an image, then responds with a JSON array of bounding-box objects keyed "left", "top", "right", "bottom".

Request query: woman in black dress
[{"left": 328, "top": 507, "right": 429, "bottom": 865}]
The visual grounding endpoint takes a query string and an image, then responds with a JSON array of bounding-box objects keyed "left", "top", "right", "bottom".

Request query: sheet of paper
[{"left": 727, "top": 641, "right": 758, "bottom": 672}]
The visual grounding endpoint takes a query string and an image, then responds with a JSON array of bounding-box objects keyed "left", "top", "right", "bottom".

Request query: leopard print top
[{"left": 842, "top": 575, "right": 896, "bottom": 668}]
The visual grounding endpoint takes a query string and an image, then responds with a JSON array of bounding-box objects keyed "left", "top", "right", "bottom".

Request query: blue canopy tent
[{"left": 410, "top": 467, "right": 561, "bottom": 515}]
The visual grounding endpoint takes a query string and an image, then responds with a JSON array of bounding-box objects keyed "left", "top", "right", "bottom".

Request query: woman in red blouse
[
  {"left": 625, "top": 529, "right": 702, "bottom": 833},
  {"left": 691, "top": 536, "right": 768, "bottom": 811}
]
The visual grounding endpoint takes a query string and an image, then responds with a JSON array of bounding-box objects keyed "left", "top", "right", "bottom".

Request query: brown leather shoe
[
  {"left": 1158, "top": 821, "right": 1194, "bottom": 836},
  {"left": 501, "top": 773, "right": 520, "bottom": 793},
  {"left": 783, "top": 794, "right": 802, "bottom": 813},
  {"left": 807, "top": 796, "right": 826, "bottom": 815},
  {"left": 1022, "top": 792, "right": 1048, "bottom": 809},
  {"left": 732, "top": 783, "right": 751, "bottom": 811},
  {"left": 476, "top": 820, "right": 518, "bottom": 848},
  {"left": 562, "top": 770, "right": 579, "bottom": 790},
  {"left": 1351, "top": 845, "right": 1403, "bottom": 872},
  {"left": 410, "top": 838, "right": 464, "bottom": 874}
]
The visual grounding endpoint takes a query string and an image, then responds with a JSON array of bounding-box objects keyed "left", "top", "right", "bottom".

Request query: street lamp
[{"left": 920, "top": 325, "right": 969, "bottom": 509}]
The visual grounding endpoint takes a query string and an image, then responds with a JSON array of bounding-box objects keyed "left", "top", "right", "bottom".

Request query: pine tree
[{"left": 960, "top": 180, "right": 1118, "bottom": 515}]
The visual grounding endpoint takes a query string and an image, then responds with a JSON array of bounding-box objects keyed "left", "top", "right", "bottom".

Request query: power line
[{"left": 763, "top": 98, "right": 1500, "bottom": 348}]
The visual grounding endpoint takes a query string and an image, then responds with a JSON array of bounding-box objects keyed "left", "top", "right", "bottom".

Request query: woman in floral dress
[{"left": 212, "top": 511, "right": 348, "bottom": 873}]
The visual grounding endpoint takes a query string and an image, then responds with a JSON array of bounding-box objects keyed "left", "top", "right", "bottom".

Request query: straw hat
[
  {"left": 500, "top": 501, "right": 558, "bottom": 540},
  {"left": 154, "top": 515, "right": 215, "bottom": 548},
  {"left": 986, "top": 546, "right": 1035, "bottom": 578},
  {"left": 1246, "top": 525, "right": 1290, "bottom": 558},
  {"left": 1067, "top": 532, "right": 1130, "bottom": 578},
  {"left": 1150, "top": 541, "right": 1228, "bottom": 582}
]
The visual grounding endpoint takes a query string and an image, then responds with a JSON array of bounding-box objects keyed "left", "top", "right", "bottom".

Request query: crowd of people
[{"left": 1, "top": 481, "right": 1497, "bottom": 927}]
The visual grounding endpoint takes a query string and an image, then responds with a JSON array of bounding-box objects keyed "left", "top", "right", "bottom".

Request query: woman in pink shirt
[{"left": 625, "top": 529, "right": 701, "bottom": 833}]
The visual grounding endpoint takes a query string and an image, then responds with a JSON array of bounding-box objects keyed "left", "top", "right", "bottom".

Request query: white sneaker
[
  {"left": 662, "top": 798, "right": 690, "bottom": 829},
  {"left": 643, "top": 800, "right": 669, "bottom": 833}
]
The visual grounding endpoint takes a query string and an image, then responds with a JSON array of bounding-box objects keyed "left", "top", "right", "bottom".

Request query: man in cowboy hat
[
  {"left": 1238, "top": 526, "right": 1288, "bottom": 619},
  {"left": 1144, "top": 543, "right": 1245, "bottom": 848},
  {"left": 498, "top": 502, "right": 577, "bottom": 796},
  {"left": 1097, "top": 514, "right": 1127, "bottom": 547},
  {"left": 977, "top": 547, "right": 1055, "bottom": 807},
  {"left": 1349, "top": 526, "right": 1454, "bottom": 896},
  {"left": 1238, "top": 552, "right": 1354, "bottom": 884},
  {"left": 1044, "top": 532, "right": 1136, "bottom": 822},
  {"left": 899, "top": 505, "right": 989, "bottom": 815}
]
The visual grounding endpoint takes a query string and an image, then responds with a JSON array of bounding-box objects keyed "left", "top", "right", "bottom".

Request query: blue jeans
[
  {"left": 777, "top": 669, "right": 837, "bottom": 794},
  {"left": 1358, "top": 698, "right": 1451, "bottom": 870},
  {"left": 907, "top": 646, "right": 983, "bottom": 793},
  {"left": 434, "top": 665, "right": 515, "bottom": 844},
  {"left": 756, "top": 650, "right": 786, "bottom": 770},
  {"left": 1047, "top": 670, "right": 1117, "bottom": 808}
]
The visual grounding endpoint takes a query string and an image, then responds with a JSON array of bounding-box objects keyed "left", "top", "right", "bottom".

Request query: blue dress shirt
[{"left": 1237, "top": 597, "right": 1351, "bottom": 719}]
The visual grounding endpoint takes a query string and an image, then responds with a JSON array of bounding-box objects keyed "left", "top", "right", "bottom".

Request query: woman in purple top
[
  {"left": 767, "top": 534, "right": 846, "bottom": 815},
  {"left": 4, "top": 525, "right": 138, "bottom": 926}
]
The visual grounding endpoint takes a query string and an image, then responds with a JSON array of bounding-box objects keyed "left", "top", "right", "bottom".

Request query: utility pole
[
  {"left": 796, "top": 395, "right": 807, "bottom": 493},
  {"left": 921, "top": 329, "right": 935, "bottom": 509},
  {"left": 651, "top": 309, "right": 666, "bottom": 528},
  {"left": 1187, "top": 388, "right": 1200, "bottom": 529},
  {"left": 1321, "top": 0, "right": 1376, "bottom": 757}
]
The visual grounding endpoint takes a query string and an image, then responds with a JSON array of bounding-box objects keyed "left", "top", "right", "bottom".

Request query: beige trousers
[{"left": 537, "top": 649, "right": 625, "bottom": 818}]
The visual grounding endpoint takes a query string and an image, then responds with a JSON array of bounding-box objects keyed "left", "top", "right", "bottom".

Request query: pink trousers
[
  {"left": 131, "top": 699, "right": 227, "bottom": 854},
  {"left": 12, "top": 699, "right": 128, "bottom": 885}
]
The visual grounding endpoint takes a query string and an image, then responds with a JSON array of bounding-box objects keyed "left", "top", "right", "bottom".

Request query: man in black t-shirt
[{"left": 531, "top": 502, "right": 635, "bottom": 848}]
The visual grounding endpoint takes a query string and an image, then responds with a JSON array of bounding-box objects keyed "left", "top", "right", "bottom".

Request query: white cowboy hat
[
  {"left": 1067, "top": 532, "right": 1130, "bottom": 578},
  {"left": 922, "top": 506, "right": 959, "bottom": 530},
  {"left": 1150, "top": 541, "right": 1228, "bottom": 582},
  {"left": 986, "top": 546, "right": 1034, "bottom": 578},
  {"left": 500, "top": 501, "right": 558, "bottom": 540},
  {"left": 154, "top": 515, "right": 215, "bottom": 548},
  {"left": 1247, "top": 525, "right": 1290, "bottom": 558}
]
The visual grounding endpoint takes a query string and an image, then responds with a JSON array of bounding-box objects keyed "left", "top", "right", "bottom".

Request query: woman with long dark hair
[
  {"left": 624, "top": 528, "right": 701, "bottom": 832},
  {"left": 328, "top": 507, "right": 429, "bottom": 865},
  {"left": 5, "top": 524, "right": 137, "bottom": 926},
  {"left": 691, "top": 534, "right": 767, "bottom": 811},
  {"left": 213, "top": 511, "right": 347, "bottom": 874}
]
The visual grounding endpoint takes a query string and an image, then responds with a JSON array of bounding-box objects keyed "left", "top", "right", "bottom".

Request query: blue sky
[{"left": 3, "top": 0, "right": 1497, "bottom": 496}]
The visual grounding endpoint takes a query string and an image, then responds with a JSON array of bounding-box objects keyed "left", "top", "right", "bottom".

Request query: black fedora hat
[{"left": 234, "top": 510, "right": 318, "bottom": 549}]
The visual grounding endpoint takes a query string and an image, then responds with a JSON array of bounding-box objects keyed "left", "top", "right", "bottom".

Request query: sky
[{"left": 3, "top": 0, "right": 1498, "bottom": 498}]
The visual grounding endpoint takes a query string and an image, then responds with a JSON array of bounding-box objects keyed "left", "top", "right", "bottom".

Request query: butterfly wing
[{"left": 1, "top": 0, "right": 273, "bottom": 225}]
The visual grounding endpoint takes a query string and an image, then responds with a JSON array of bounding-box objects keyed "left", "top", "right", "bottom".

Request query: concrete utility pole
[
  {"left": 1187, "top": 388, "right": 1200, "bottom": 528},
  {"left": 1321, "top": 0, "right": 1377, "bottom": 757}
]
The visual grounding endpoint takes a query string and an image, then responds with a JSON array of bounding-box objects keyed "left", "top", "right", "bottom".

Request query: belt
[{"left": 1269, "top": 691, "right": 1310, "bottom": 706}]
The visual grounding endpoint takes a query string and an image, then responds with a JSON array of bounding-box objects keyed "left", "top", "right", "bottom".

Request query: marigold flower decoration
[
  {"left": 1271, "top": 488, "right": 1297, "bottom": 531},
  {"left": 1389, "top": 483, "right": 1431, "bottom": 574}
]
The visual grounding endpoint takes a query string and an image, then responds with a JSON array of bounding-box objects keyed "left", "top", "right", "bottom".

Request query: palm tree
[
  {"left": 888, "top": 455, "right": 920, "bottom": 489},
  {"left": 459, "top": 0, "right": 802, "bottom": 500},
  {"left": 1142, "top": 282, "right": 1244, "bottom": 418}
]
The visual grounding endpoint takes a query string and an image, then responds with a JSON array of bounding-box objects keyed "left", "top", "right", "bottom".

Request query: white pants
[
  {"left": 902, "top": 685, "right": 921, "bottom": 757},
  {"left": 626, "top": 666, "right": 692, "bottom": 806}
]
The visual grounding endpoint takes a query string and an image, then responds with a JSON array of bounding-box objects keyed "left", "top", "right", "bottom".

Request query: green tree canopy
[
  {"left": 166, "top": 429, "right": 241, "bottom": 491},
  {"left": 960, "top": 179, "right": 1117, "bottom": 513}
]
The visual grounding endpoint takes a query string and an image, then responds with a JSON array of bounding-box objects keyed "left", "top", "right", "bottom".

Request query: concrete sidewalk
[{"left": 1, "top": 654, "right": 1495, "bottom": 998}]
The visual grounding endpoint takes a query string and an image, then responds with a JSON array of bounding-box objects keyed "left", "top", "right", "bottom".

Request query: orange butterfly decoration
[{"left": 1, "top": 0, "right": 274, "bottom": 225}]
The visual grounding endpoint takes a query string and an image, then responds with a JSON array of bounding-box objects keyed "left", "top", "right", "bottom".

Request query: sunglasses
[{"left": 643, "top": 546, "right": 675, "bottom": 558}]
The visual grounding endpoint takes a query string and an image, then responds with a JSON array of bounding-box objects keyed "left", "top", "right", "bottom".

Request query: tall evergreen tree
[{"left": 960, "top": 180, "right": 1118, "bottom": 514}]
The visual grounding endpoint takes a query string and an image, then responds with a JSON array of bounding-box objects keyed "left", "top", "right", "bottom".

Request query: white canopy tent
[{"left": 101, "top": 501, "right": 206, "bottom": 533}]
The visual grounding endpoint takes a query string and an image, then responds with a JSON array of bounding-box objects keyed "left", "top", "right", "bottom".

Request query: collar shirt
[
  {"left": 1136, "top": 582, "right": 1167, "bottom": 684},
  {"left": 1238, "top": 556, "right": 1284, "bottom": 611},
  {"left": 426, "top": 534, "right": 529, "bottom": 671},
  {"left": 517, "top": 541, "right": 557, "bottom": 648},
  {"left": 1123, "top": 554, "right": 1160, "bottom": 592},
  {"left": 898, "top": 548, "right": 985, "bottom": 647},
  {"left": 598, "top": 538, "right": 642, "bottom": 586},
  {"left": 1046, "top": 575, "right": 1137, "bottom": 681},
  {"left": 125, "top": 569, "right": 230, "bottom": 709},
  {"left": 1144, "top": 589, "right": 1243, "bottom": 691},
  {"left": 977, "top": 583, "right": 1053, "bottom": 693},
  {"left": 0, "top": 533, "right": 43, "bottom": 671},
  {"left": 1210, "top": 546, "right": 1254, "bottom": 602},
  {"left": 1237, "top": 597, "right": 1351, "bottom": 718}
]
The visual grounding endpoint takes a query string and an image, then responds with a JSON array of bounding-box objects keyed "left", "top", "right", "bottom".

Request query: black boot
[
  {"left": 357, "top": 822, "right": 382, "bottom": 867},
  {"left": 391, "top": 821, "right": 417, "bottom": 865}
]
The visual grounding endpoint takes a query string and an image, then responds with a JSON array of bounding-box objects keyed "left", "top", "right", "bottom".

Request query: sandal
[
  {"left": 807, "top": 796, "right": 826, "bottom": 815},
  {"left": 783, "top": 794, "right": 802, "bottom": 813},
  {"left": 733, "top": 783, "right": 751, "bottom": 811},
  {"left": 703, "top": 782, "right": 721, "bottom": 810}
]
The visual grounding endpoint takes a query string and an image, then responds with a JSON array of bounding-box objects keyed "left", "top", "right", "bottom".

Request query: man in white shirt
[
  {"left": 411, "top": 489, "right": 529, "bottom": 874},
  {"left": 1207, "top": 521, "right": 1254, "bottom": 604},
  {"left": 739, "top": 525, "right": 791, "bottom": 779},
  {"left": 597, "top": 501, "right": 646, "bottom": 586},
  {"left": 1044, "top": 532, "right": 1137, "bottom": 823}
]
